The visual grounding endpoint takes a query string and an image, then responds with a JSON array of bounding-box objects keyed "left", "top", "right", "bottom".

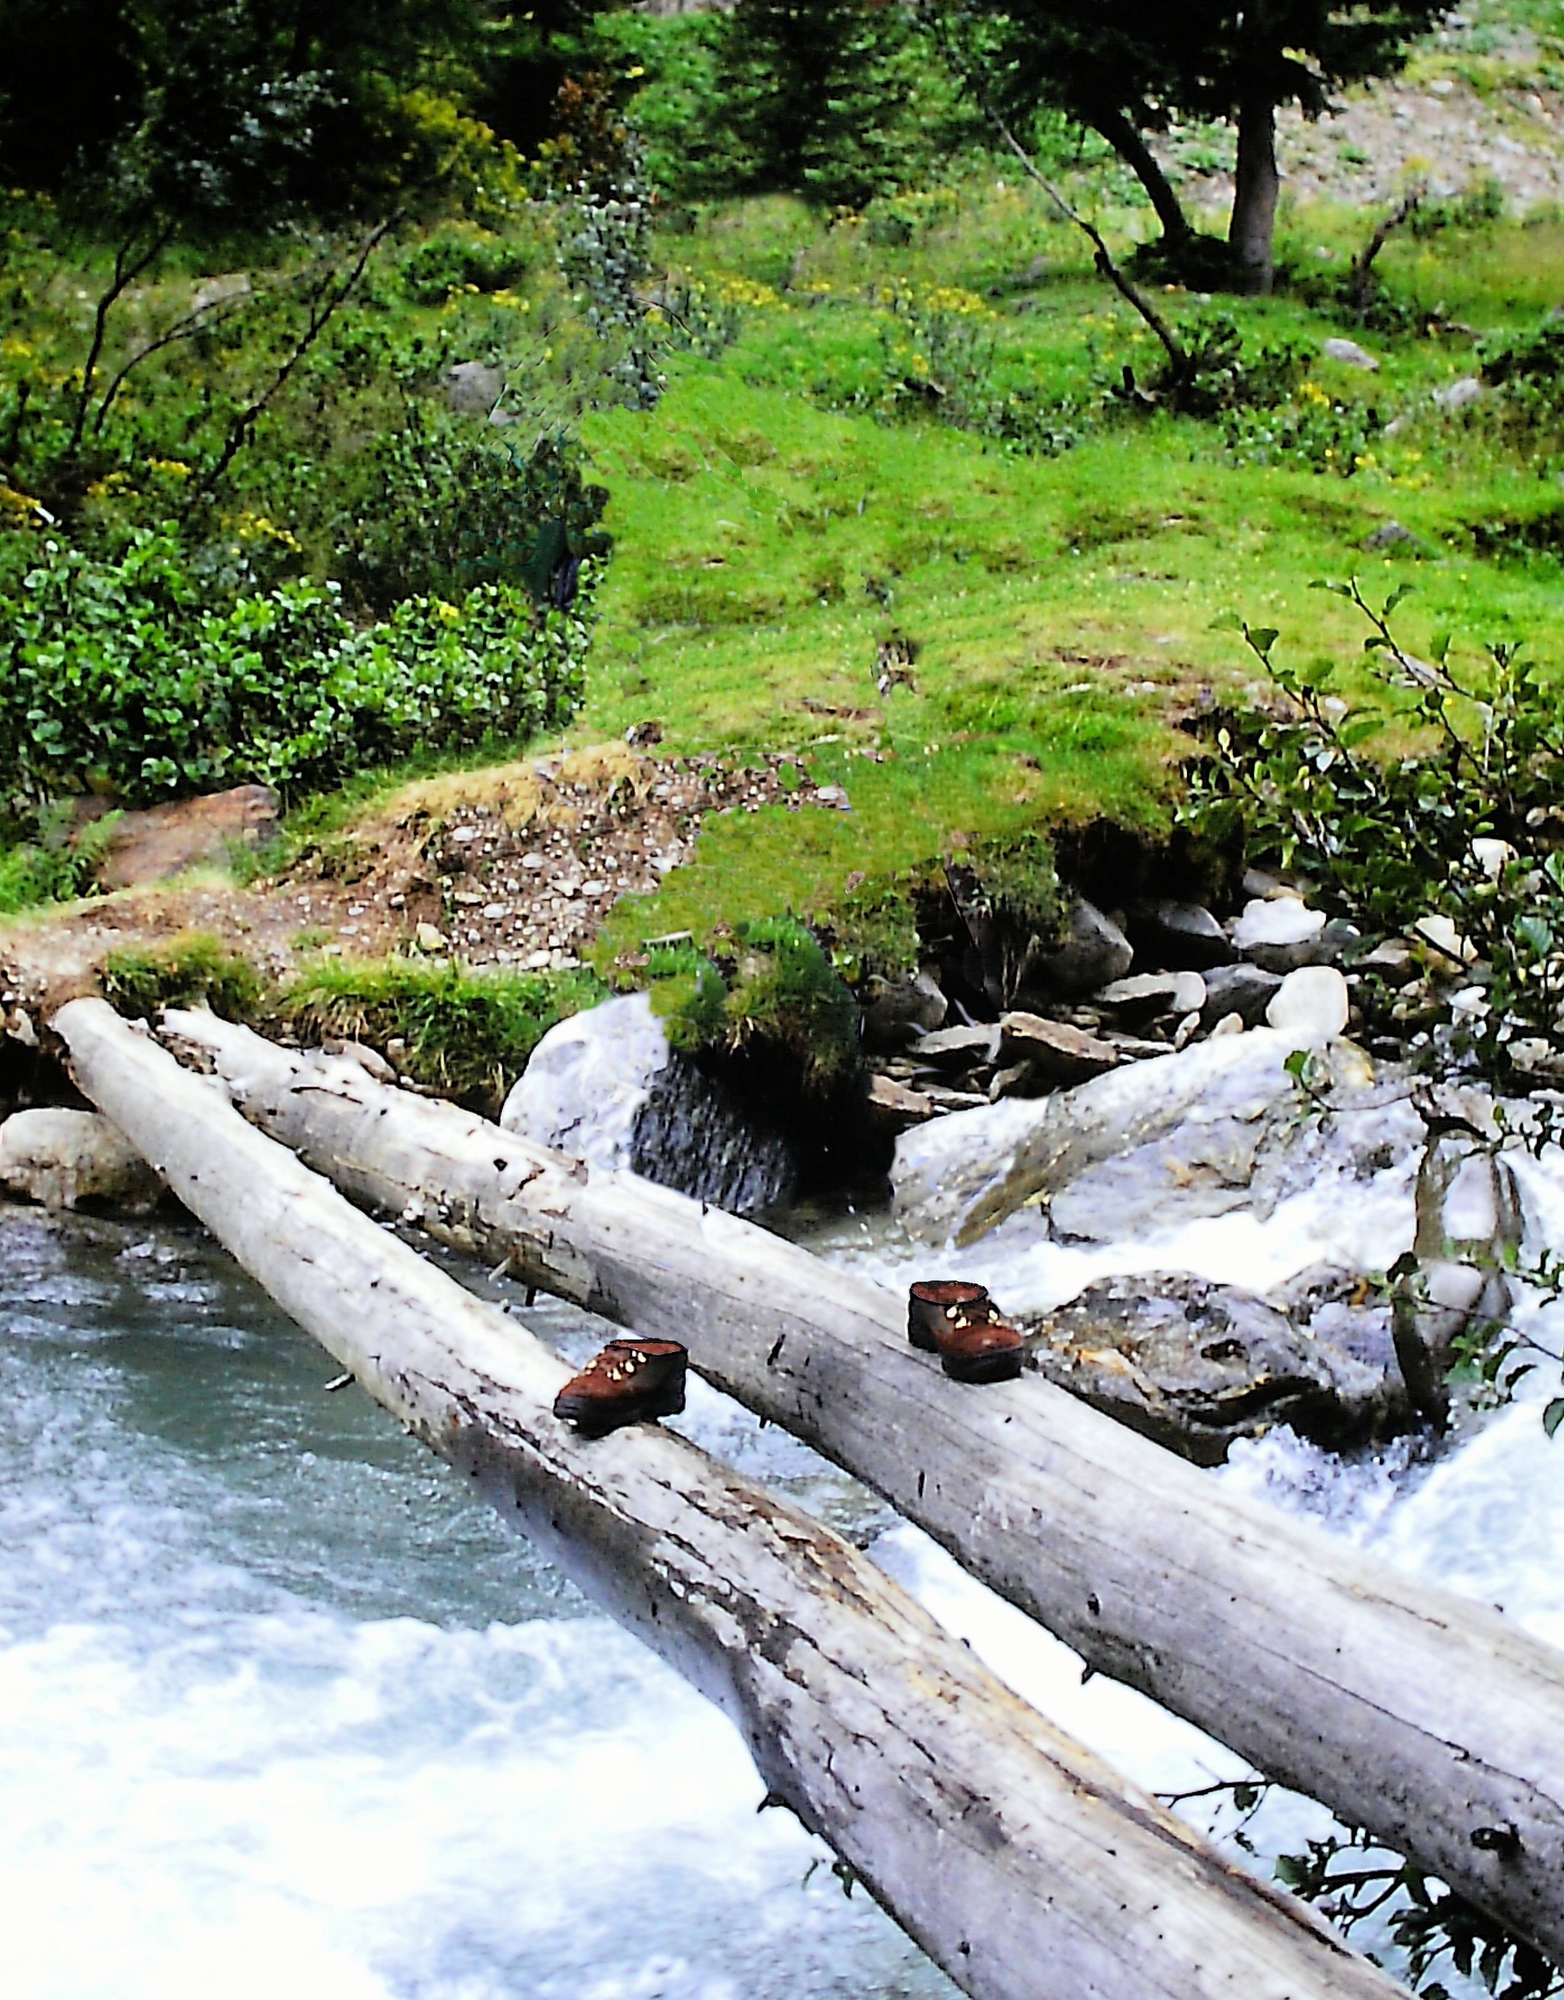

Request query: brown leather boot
[
  {"left": 553, "top": 1338, "right": 689, "bottom": 1436},
  {"left": 907, "top": 1280, "right": 1025, "bottom": 1384}
]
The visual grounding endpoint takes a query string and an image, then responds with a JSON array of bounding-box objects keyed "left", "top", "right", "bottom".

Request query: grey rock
[
  {"left": 862, "top": 970, "right": 947, "bottom": 1052},
  {"left": 1019, "top": 1270, "right": 1408, "bottom": 1466},
  {"left": 1127, "top": 899, "right": 1235, "bottom": 971},
  {"left": 1232, "top": 897, "right": 1359, "bottom": 973},
  {"left": 0, "top": 1109, "right": 161, "bottom": 1213},
  {"left": 501, "top": 993, "right": 795, "bottom": 1214},
  {"left": 1323, "top": 336, "right": 1380, "bottom": 371},
  {"left": 913, "top": 1022, "right": 1001, "bottom": 1066},
  {"left": 443, "top": 361, "right": 505, "bottom": 416},
  {"left": 1395, "top": 1122, "right": 1522, "bottom": 1426},
  {"left": 1434, "top": 375, "right": 1483, "bottom": 412},
  {"left": 1200, "top": 962, "right": 1283, "bottom": 1028},
  {"left": 1094, "top": 970, "right": 1208, "bottom": 1019},
  {"left": 1025, "top": 897, "right": 1133, "bottom": 998},
  {"left": 893, "top": 1026, "right": 1330, "bottom": 1245},
  {"left": 1362, "top": 520, "right": 1420, "bottom": 552}
]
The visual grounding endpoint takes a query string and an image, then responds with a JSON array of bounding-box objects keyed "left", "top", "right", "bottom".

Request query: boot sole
[
  {"left": 940, "top": 1348, "right": 1025, "bottom": 1385},
  {"left": 555, "top": 1380, "right": 688, "bottom": 1437}
]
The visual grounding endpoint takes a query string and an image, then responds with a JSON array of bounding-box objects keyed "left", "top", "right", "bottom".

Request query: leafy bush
[
  {"left": 398, "top": 225, "right": 533, "bottom": 303},
  {"left": 0, "top": 529, "right": 594, "bottom": 809},
  {"left": 1182, "top": 578, "right": 1564, "bottom": 1088}
]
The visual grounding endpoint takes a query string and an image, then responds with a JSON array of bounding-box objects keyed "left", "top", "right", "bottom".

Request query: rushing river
[{"left": 3, "top": 1115, "right": 1563, "bottom": 1997}]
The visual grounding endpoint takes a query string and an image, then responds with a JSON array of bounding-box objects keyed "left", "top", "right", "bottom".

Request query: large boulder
[
  {"left": 0, "top": 1108, "right": 161, "bottom": 1212},
  {"left": 500, "top": 993, "right": 796, "bottom": 1213},
  {"left": 893, "top": 1026, "right": 1350, "bottom": 1245},
  {"left": 1018, "top": 1267, "right": 1409, "bottom": 1465}
]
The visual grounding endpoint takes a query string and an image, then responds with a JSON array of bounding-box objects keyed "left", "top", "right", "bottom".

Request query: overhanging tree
[{"left": 945, "top": 0, "right": 1452, "bottom": 290}]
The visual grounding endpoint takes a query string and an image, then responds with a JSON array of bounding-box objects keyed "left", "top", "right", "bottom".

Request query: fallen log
[
  {"left": 147, "top": 1007, "right": 1564, "bottom": 1963},
  {"left": 52, "top": 994, "right": 1405, "bottom": 2000}
]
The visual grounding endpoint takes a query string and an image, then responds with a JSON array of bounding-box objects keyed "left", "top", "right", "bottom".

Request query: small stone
[
  {"left": 527, "top": 949, "right": 552, "bottom": 969},
  {"left": 415, "top": 922, "right": 448, "bottom": 953},
  {"left": 449, "top": 825, "right": 481, "bottom": 845},
  {"left": 579, "top": 880, "right": 608, "bottom": 897},
  {"left": 1470, "top": 838, "right": 1515, "bottom": 880},
  {"left": 1434, "top": 375, "right": 1483, "bottom": 413},
  {"left": 862, "top": 970, "right": 947, "bottom": 1051},
  {"left": 1362, "top": 520, "right": 1418, "bottom": 551},
  {"left": 1323, "top": 337, "right": 1379, "bottom": 370},
  {"left": 1412, "top": 913, "right": 1478, "bottom": 967},
  {"left": 868, "top": 1074, "right": 936, "bottom": 1122},
  {"left": 913, "top": 1023, "right": 1002, "bottom": 1066},
  {"left": 1232, "top": 897, "right": 1325, "bottom": 950},
  {"left": 1210, "top": 1011, "right": 1246, "bottom": 1038},
  {"left": 1266, "top": 965, "right": 1350, "bottom": 1040},
  {"left": 1027, "top": 897, "right": 1133, "bottom": 998},
  {"left": 812, "top": 785, "right": 852, "bottom": 811},
  {"left": 482, "top": 903, "right": 512, "bottom": 920}
]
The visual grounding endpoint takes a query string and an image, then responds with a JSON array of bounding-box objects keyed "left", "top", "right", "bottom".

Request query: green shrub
[
  {"left": 1182, "top": 579, "right": 1564, "bottom": 1088},
  {"left": 0, "top": 529, "right": 594, "bottom": 809},
  {"left": 398, "top": 225, "right": 533, "bottom": 303},
  {"left": 0, "top": 805, "right": 121, "bottom": 915},
  {"left": 723, "top": 916, "right": 861, "bottom": 1089}
]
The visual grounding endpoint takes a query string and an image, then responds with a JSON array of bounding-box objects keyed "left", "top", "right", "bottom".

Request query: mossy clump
[
  {"left": 965, "top": 829, "right": 1065, "bottom": 945},
  {"left": 276, "top": 957, "right": 607, "bottom": 1111},
  {"left": 104, "top": 932, "right": 268, "bottom": 1021},
  {"left": 640, "top": 917, "right": 861, "bottom": 1092},
  {"left": 645, "top": 943, "right": 729, "bottom": 1051}
]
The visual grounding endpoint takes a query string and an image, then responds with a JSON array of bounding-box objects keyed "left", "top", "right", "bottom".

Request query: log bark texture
[
  {"left": 52, "top": 995, "right": 1406, "bottom": 2000},
  {"left": 148, "top": 1009, "right": 1564, "bottom": 1963}
]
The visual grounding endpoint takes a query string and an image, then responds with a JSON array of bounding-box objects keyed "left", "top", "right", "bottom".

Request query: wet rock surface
[
  {"left": 1016, "top": 1269, "right": 1409, "bottom": 1465},
  {"left": 501, "top": 992, "right": 797, "bottom": 1213}
]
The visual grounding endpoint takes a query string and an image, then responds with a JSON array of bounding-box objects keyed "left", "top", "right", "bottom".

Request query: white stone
[
  {"left": 1413, "top": 913, "right": 1478, "bottom": 965},
  {"left": 1265, "top": 966, "right": 1350, "bottom": 1040},
  {"left": 1435, "top": 375, "right": 1484, "bottom": 412},
  {"left": 1231, "top": 897, "right": 1326, "bottom": 950},
  {"left": 1323, "top": 337, "right": 1380, "bottom": 371}
]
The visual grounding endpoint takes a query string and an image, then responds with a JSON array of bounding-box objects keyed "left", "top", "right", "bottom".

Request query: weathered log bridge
[
  {"left": 52, "top": 997, "right": 1408, "bottom": 2000},
  {"left": 128, "top": 1006, "right": 1564, "bottom": 1966}
]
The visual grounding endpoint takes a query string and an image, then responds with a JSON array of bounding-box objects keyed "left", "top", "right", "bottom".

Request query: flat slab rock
[{"left": 1017, "top": 1266, "right": 1408, "bottom": 1465}]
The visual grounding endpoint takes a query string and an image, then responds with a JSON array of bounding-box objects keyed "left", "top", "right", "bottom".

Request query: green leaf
[
  {"left": 1208, "top": 611, "right": 1242, "bottom": 632},
  {"left": 1247, "top": 626, "right": 1280, "bottom": 659},
  {"left": 1544, "top": 1397, "right": 1564, "bottom": 1440}
]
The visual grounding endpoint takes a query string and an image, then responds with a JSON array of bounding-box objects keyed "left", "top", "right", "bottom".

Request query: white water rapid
[{"left": 2, "top": 1086, "right": 1562, "bottom": 1997}]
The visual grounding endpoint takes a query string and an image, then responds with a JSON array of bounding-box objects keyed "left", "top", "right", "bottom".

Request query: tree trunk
[
  {"left": 52, "top": 997, "right": 1406, "bottom": 2000},
  {"left": 1230, "top": 91, "right": 1280, "bottom": 294},
  {"left": 1091, "top": 103, "right": 1196, "bottom": 256},
  {"left": 148, "top": 1010, "right": 1564, "bottom": 1967}
]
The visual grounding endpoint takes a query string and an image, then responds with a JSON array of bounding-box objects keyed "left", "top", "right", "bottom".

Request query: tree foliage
[{"left": 944, "top": 0, "right": 1452, "bottom": 287}]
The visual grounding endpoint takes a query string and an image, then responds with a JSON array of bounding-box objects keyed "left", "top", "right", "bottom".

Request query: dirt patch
[{"left": 0, "top": 746, "right": 849, "bottom": 1028}]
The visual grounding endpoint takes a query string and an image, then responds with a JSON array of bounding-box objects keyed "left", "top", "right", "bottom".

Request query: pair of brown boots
[{"left": 553, "top": 1278, "right": 1024, "bottom": 1438}]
